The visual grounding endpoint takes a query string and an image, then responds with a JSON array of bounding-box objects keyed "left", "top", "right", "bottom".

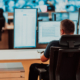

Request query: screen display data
[
  {"left": 38, "top": 21, "right": 61, "bottom": 44},
  {"left": 38, "top": 21, "right": 77, "bottom": 44},
  {"left": 14, "top": 9, "right": 37, "bottom": 48}
]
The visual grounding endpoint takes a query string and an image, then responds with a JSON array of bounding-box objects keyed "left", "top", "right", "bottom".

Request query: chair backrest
[
  {"left": 49, "top": 47, "right": 60, "bottom": 80},
  {"left": 56, "top": 49, "right": 80, "bottom": 80},
  {"left": 56, "top": 35, "right": 80, "bottom": 80},
  {"left": 49, "top": 35, "right": 80, "bottom": 80}
]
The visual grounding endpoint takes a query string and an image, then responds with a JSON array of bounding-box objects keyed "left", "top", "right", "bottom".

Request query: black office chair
[
  {"left": 52, "top": 35, "right": 80, "bottom": 80},
  {"left": 0, "top": 8, "right": 5, "bottom": 41},
  {"left": 37, "top": 35, "right": 80, "bottom": 80}
]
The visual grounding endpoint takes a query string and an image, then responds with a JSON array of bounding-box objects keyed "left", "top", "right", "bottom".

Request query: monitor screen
[
  {"left": 38, "top": 21, "right": 61, "bottom": 44},
  {"left": 38, "top": 21, "right": 77, "bottom": 44},
  {"left": 38, "top": 13, "right": 49, "bottom": 21},
  {"left": 69, "top": 12, "right": 79, "bottom": 21},
  {"left": 3, "top": 12, "right": 8, "bottom": 23},
  {"left": 14, "top": 9, "right": 37, "bottom": 48},
  {"left": 56, "top": 12, "right": 69, "bottom": 21}
]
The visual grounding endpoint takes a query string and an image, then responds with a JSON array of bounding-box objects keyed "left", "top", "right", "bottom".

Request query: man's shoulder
[{"left": 49, "top": 40, "right": 59, "bottom": 47}]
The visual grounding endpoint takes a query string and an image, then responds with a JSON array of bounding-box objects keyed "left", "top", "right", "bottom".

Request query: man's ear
[{"left": 61, "top": 29, "right": 64, "bottom": 35}]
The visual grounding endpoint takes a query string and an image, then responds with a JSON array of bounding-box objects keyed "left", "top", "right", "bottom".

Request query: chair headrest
[{"left": 59, "top": 35, "right": 80, "bottom": 48}]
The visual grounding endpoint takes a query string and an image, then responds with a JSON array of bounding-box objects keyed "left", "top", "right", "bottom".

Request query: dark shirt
[{"left": 44, "top": 40, "right": 60, "bottom": 58}]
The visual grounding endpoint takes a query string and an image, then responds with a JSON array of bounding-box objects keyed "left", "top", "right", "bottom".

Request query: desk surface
[
  {"left": 2, "top": 23, "right": 14, "bottom": 30},
  {"left": 0, "top": 49, "right": 45, "bottom": 60}
]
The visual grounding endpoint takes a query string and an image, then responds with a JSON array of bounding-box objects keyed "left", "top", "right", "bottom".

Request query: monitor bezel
[{"left": 14, "top": 8, "right": 37, "bottom": 49}]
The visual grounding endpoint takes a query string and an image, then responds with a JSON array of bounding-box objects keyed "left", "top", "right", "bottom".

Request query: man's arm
[
  {"left": 41, "top": 54, "right": 49, "bottom": 62},
  {"left": 40, "top": 41, "right": 53, "bottom": 62}
]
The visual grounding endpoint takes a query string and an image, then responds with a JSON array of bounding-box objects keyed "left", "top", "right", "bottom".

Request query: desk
[
  {"left": 0, "top": 49, "right": 49, "bottom": 80},
  {"left": 0, "top": 49, "right": 45, "bottom": 60}
]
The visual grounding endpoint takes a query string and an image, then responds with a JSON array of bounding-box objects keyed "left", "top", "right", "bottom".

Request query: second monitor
[
  {"left": 52, "top": 12, "right": 69, "bottom": 21},
  {"left": 38, "top": 21, "right": 77, "bottom": 44}
]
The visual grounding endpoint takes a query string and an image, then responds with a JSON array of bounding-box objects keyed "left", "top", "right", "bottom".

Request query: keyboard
[{"left": 37, "top": 49, "right": 45, "bottom": 53}]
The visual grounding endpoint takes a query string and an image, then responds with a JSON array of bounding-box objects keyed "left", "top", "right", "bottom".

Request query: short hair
[{"left": 61, "top": 19, "right": 75, "bottom": 34}]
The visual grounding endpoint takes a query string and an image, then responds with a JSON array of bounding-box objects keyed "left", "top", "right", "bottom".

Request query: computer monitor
[
  {"left": 38, "top": 21, "right": 77, "bottom": 44},
  {"left": 52, "top": 12, "right": 69, "bottom": 21},
  {"left": 14, "top": 9, "right": 37, "bottom": 48},
  {"left": 56, "top": 12, "right": 69, "bottom": 21},
  {"left": 38, "top": 13, "right": 49, "bottom": 21},
  {"left": 69, "top": 12, "right": 79, "bottom": 21},
  {"left": 38, "top": 21, "right": 61, "bottom": 44},
  {"left": 73, "top": 20, "right": 78, "bottom": 34},
  {"left": 3, "top": 12, "right": 8, "bottom": 23}
]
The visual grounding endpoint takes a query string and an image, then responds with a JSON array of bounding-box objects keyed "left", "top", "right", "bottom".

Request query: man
[{"left": 29, "top": 19, "right": 75, "bottom": 80}]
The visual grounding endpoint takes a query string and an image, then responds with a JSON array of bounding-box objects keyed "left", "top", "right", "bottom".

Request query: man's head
[{"left": 60, "top": 19, "right": 75, "bottom": 35}]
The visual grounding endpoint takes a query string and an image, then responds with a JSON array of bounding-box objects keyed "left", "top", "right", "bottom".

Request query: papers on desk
[{"left": 0, "top": 49, "right": 41, "bottom": 60}]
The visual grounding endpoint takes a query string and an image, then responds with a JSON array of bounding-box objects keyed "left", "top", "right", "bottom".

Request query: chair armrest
[{"left": 37, "top": 68, "right": 47, "bottom": 73}]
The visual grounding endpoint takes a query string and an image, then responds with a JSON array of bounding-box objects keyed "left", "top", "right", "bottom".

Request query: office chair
[
  {"left": 37, "top": 35, "right": 80, "bottom": 80},
  {"left": 55, "top": 35, "right": 80, "bottom": 80},
  {"left": 0, "top": 8, "right": 5, "bottom": 41}
]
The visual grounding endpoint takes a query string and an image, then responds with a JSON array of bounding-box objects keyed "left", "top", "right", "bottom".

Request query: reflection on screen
[
  {"left": 38, "top": 21, "right": 61, "bottom": 44},
  {"left": 69, "top": 12, "right": 78, "bottom": 21},
  {"left": 38, "top": 13, "right": 49, "bottom": 21},
  {"left": 14, "top": 9, "right": 37, "bottom": 48},
  {"left": 3, "top": 12, "right": 8, "bottom": 23},
  {"left": 56, "top": 13, "right": 69, "bottom": 21}
]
